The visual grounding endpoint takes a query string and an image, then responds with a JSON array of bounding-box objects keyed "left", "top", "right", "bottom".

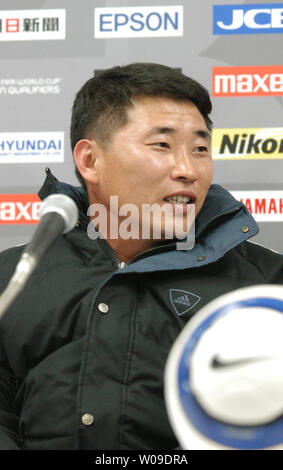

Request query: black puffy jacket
[{"left": 0, "top": 170, "right": 282, "bottom": 450}]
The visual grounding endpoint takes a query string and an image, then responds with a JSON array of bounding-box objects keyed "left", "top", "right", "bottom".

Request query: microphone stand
[{"left": 0, "top": 253, "right": 37, "bottom": 320}]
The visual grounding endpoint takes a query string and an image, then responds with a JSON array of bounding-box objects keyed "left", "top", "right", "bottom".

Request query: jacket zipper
[
  {"left": 194, "top": 204, "right": 243, "bottom": 241},
  {"left": 105, "top": 204, "right": 243, "bottom": 269},
  {"left": 105, "top": 239, "right": 176, "bottom": 270}
]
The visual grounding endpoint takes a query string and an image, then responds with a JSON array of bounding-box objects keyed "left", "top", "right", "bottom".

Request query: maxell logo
[
  {"left": 212, "top": 128, "right": 283, "bottom": 160},
  {"left": 213, "top": 66, "right": 283, "bottom": 97},
  {"left": 94, "top": 6, "right": 183, "bottom": 38},
  {"left": 213, "top": 3, "right": 283, "bottom": 35},
  {"left": 0, "top": 9, "right": 65, "bottom": 41},
  {"left": 0, "top": 194, "right": 41, "bottom": 224},
  {"left": 231, "top": 191, "right": 283, "bottom": 222},
  {"left": 0, "top": 132, "right": 64, "bottom": 163}
]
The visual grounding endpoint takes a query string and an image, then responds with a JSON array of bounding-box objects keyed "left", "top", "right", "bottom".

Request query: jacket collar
[
  {"left": 38, "top": 168, "right": 259, "bottom": 271},
  {"left": 38, "top": 168, "right": 89, "bottom": 220}
]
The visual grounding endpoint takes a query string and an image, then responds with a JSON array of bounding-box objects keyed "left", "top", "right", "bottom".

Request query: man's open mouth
[{"left": 164, "top": 195, "right": 192, "bottom": 204}]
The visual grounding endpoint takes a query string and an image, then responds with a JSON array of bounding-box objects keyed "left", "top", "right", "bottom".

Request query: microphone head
[{"left": 39, "top": 194, "right": 79, "bottom": 233}]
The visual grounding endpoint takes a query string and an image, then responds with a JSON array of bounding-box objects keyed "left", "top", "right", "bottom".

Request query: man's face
[{"left": 90, "top": 96, "right": 213, "bottom": 242}]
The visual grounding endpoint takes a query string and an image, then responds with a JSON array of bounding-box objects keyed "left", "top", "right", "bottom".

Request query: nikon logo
[{"left": 212, "top": 128, "right": 283, "bottom": 160}]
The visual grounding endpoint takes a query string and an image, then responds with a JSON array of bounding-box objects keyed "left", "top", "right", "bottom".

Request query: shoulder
[
  {"left": 0, "top": 233, "right": 81, "bottom": 285},
  {"left": 234, "top": 240, "right": 283, "bottom": 282},
  {"left": 236, "top": 240, "right": 282, "bottom": 259}
]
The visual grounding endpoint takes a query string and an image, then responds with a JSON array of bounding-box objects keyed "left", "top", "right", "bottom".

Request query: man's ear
[{"left": 73, "top": 139, "right": 99, "bottom": 185}]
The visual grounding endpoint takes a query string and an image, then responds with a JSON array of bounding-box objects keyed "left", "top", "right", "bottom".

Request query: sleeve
[{"left": 0, "top": 337, "right": 21, "bottom": 449}]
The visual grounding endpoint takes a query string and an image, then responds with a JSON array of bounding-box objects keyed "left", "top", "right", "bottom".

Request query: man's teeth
[{"left": 165, "top": 196, "right": 191, "bottom": 203}]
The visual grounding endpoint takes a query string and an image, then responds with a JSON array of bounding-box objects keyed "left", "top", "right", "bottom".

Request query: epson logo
[
  {"left": 213, "top": 3, "right": 283, "bottom": 34},
  {"left": 0, "top": 132, "right": 64, "bottom": 163},
  {"left": 94, "top": 6, "right": 183, "bottom": 38}
]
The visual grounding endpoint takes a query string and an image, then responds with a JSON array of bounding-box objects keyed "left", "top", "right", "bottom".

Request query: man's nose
[{"left": 170, "top": 151, "right": 198, "bottom": 182}]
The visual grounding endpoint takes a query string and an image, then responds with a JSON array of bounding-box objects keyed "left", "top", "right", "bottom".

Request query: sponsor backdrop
[{"left": 0, "top": 0, "right": 282, "bottom": 253}]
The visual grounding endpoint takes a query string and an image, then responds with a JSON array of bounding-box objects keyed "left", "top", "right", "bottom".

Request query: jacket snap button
[
  {"left": 82, "top": 413, "right": 94, "bottom": 426},
  {"left": 98, "top": 302, "right": 109, "bottom": 313},
  {"left": 197, "top": 256, "right": 205, "bottom": 261},
  {"left": 242, "top": 226, "right": 249, "bottom": 233}
]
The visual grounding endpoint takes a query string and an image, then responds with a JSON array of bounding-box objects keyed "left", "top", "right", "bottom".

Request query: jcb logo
[
  {"left": 213, "top": 4, "right": 283, "bottom": 35},
  {"left": 0, "top": 194, "right": 41, "bottom": 224}
]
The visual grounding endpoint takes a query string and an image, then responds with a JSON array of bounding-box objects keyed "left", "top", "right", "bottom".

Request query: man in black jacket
[{"left": 0, "top": 63, "right": 282, "bottom": 450}]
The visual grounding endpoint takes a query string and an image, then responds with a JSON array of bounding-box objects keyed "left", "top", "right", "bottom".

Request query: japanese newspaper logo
[{"left": 0, "top": 9, "right": 65, "bottom": 41}]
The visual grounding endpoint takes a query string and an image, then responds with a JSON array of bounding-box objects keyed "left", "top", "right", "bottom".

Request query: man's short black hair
[{"left": 70, "top": 62, "right": 213, "bottom": 187}]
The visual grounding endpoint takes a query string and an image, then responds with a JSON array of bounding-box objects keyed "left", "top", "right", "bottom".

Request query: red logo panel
[
  {"left": 0, "top": 194, "right": 41, "bottom": 224},
  {"left": 213, "top": 65, "right": 283, "bottom": 97}
]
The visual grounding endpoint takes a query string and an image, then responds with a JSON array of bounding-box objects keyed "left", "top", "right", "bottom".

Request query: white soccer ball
[{"left": 164, "top": 285, "right": 283, "bottom": 450}]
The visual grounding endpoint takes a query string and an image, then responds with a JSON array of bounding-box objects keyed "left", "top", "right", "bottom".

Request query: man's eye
[
  {"left": 195, "top": 146, "right": 208, "bottom": 153},
  {"left": 154, "top": 142, "right": 170, "bottom": 148}
]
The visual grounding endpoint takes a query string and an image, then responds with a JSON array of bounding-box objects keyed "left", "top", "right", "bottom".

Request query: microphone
[{"left": 0, "top": 194, "right": 79, "bottom": 320}]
